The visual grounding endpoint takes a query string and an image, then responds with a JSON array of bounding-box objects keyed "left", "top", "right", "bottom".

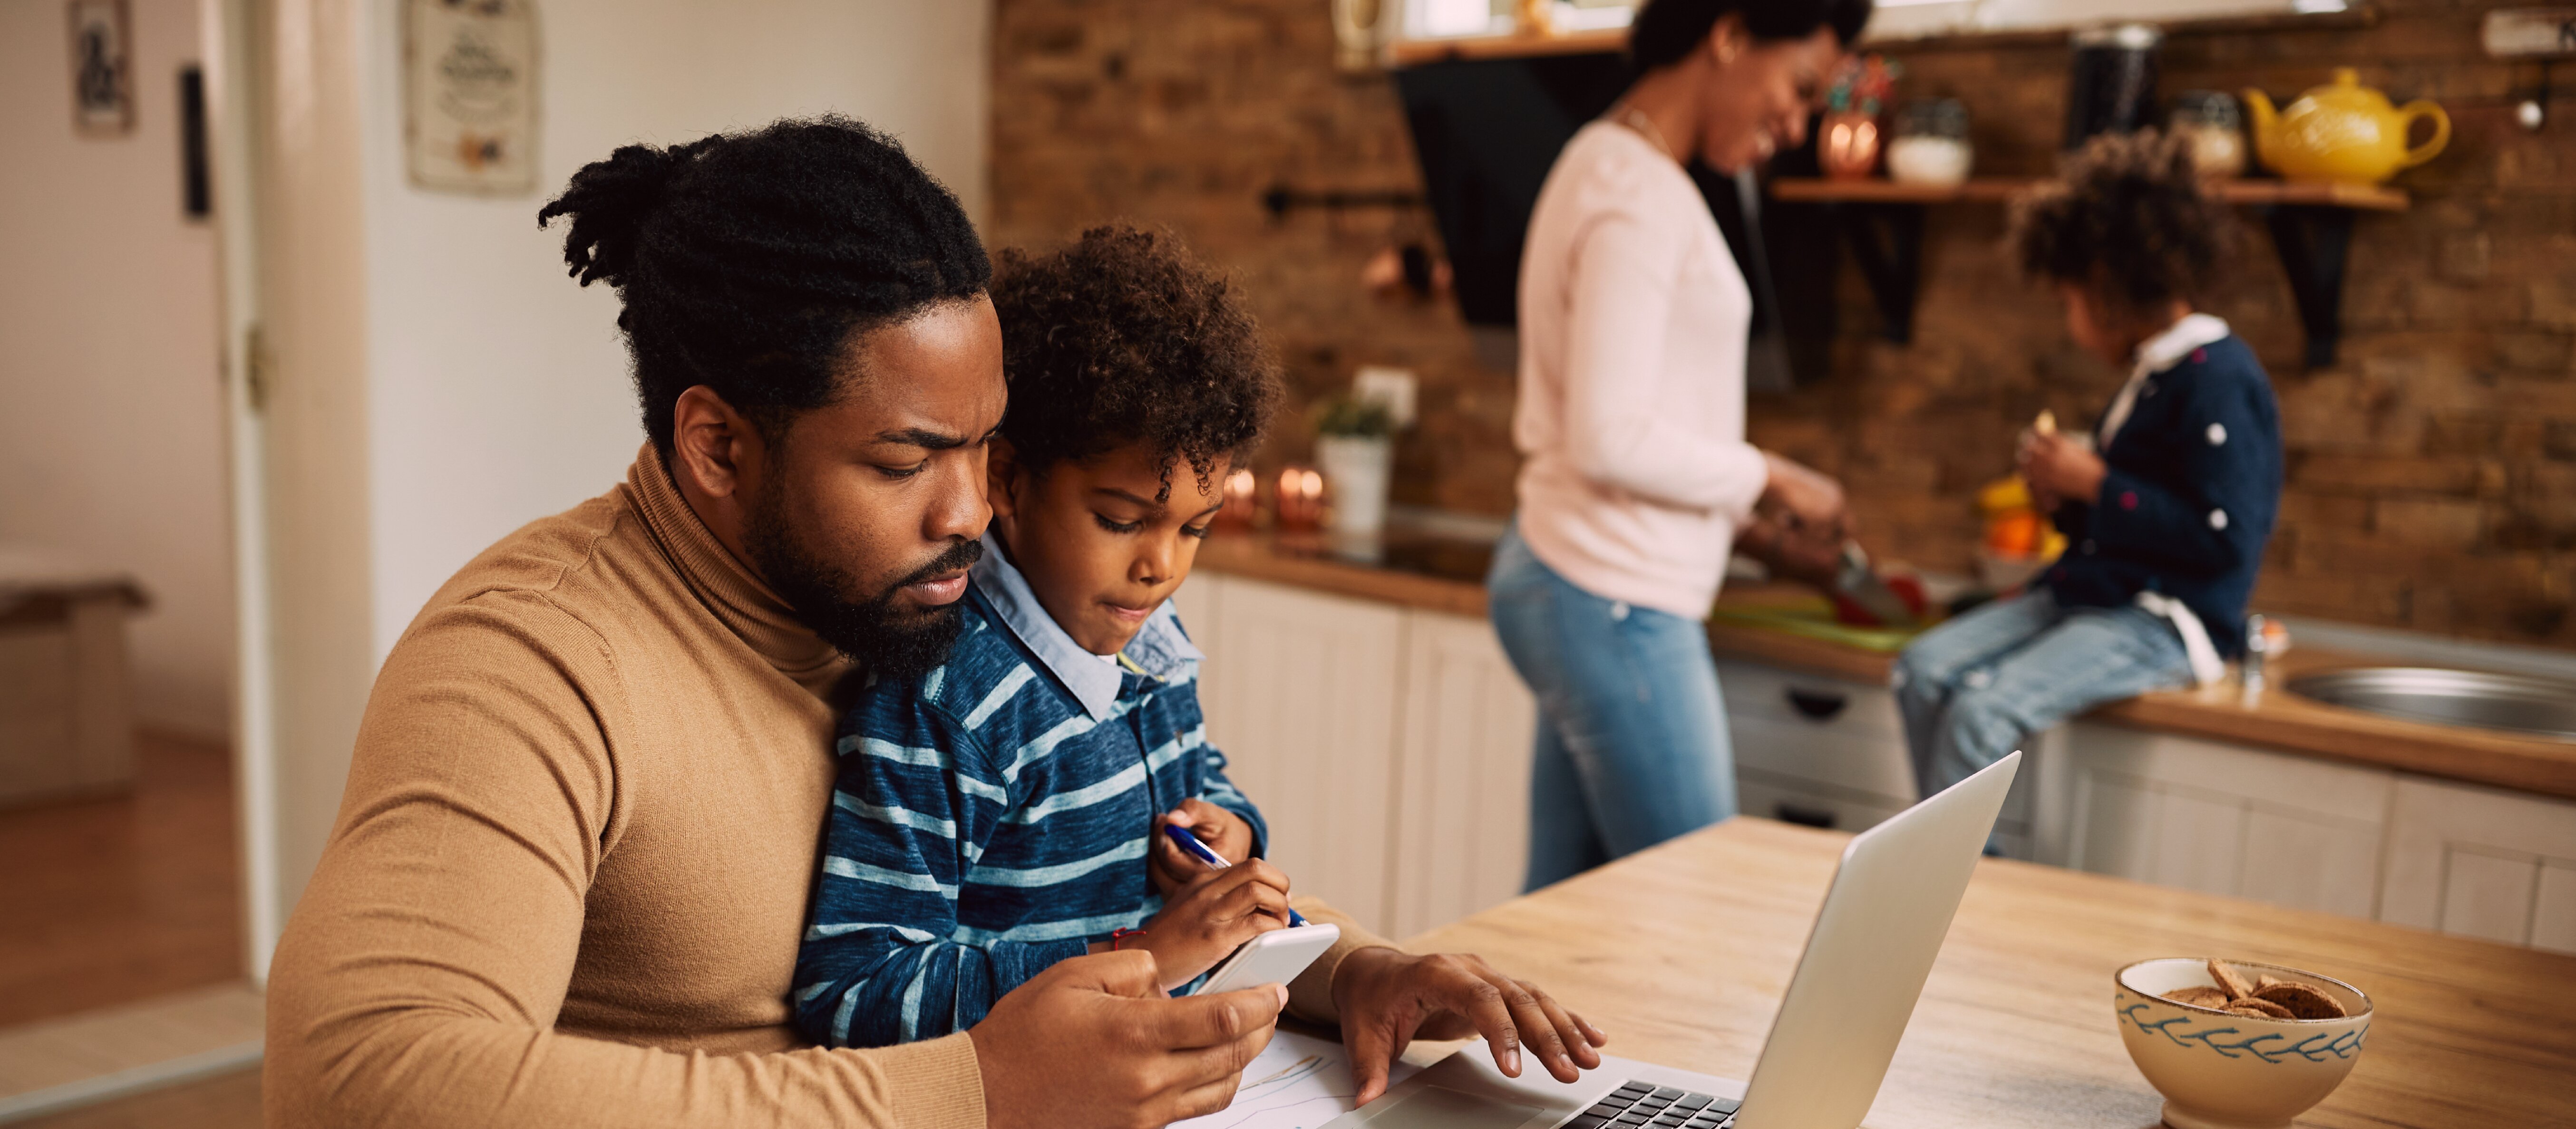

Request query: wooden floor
[
  {"left": 0, "top": 732, "right": 243, "bottom": 1028},
  {"left": 12, "top": 1068, "right": 259, "bottom": 1129}
]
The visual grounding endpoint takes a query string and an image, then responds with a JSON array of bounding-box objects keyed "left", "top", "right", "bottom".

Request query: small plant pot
[{"left": 1315, "top": 434, "right": 1393, "bottom": 539}]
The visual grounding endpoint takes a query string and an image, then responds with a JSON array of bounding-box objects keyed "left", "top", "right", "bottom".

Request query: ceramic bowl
[{"left": 2114, "top": 958, "right": 2371, "bottom": 1129}]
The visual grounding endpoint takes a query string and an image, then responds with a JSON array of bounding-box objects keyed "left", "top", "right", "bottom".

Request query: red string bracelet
[{"left": 1109, "top": 927, "right": 1147, "bottom": 951}]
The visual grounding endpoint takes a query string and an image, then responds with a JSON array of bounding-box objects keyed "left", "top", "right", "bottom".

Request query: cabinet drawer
[
  {"left": 1725, "top": 714, "right": 1916, "bottom": 810},
  {"left": 1715, "top": 659, "right": 1903, "bottom": 745},
  {"left": 1737, "top": 769, "right": 1907, "bottom": 835}
]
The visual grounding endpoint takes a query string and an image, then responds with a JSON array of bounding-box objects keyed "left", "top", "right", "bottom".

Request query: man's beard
[{"left": 741, "top": 482, "right": 982, "bottom": 680}]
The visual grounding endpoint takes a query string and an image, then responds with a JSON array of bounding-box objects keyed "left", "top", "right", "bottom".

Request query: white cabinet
[
  {"left": 2038, "top": 722, "right": 2394, "bottom": 919},
  {"left": 1711, "top": 658, "right": 2051, "bottom": 850},
  {"left": 1180, "top": 573, "right": 1536, "bottom": 938},
  {"left": 1715, "top": 658, "right": 1916, "bottom": 817},
  {"left": 1721, "top": 672, "right": 1913, "bottom": 837},
  {"left": 1188, "top": 574, "right": 1407, "bottom": 935},
  {"left": 0, "top": 592, "right": 136, "bottom": 807},
  {"left": 2379, "top": 776, "right": 2576, "bottom": 954},
  {"left": 1387, "top": 612, "right": 1536, "bottom": 939}
]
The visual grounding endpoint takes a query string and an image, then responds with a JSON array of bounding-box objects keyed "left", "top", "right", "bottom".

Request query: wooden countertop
[
  {"left": 1405, "top": 818, "right": 2576, "bottom": 1129},
  {"left": 1193, "top": 531, "right": 2576, "bottom": 800},
  {"left": 1193, "top": 532, "right": 1492, "bottom": 619}
]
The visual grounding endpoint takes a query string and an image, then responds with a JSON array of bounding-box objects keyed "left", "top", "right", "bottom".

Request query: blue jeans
[
  {"left": 1894, "top": 590, "right": 2192, "bottom": 799},
  {"left": 1487, "top": 527, "right": 1736, "bottom": 891}
]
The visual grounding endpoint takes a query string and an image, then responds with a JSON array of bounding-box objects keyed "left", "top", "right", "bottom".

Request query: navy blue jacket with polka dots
[{"left": 2045, "top": 333, "right": 2283, "bottom": 656}]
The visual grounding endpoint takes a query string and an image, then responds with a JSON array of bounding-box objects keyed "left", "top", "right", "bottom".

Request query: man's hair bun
[
  {"left": 538, "top": 116, "right": 991, "bottom": 453},
  {"left": 539, "top": 138, "right": 708, "bottom": 291}
]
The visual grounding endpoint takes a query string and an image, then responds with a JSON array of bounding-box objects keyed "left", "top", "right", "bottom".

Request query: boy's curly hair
[
  {"left": 990, "top": 225, "right": 1280, "bottom": 499},
  {"left": 2008, "top": 130, "right": 2234, "bottom": 320}
]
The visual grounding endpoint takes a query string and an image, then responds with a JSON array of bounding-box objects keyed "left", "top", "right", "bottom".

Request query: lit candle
[
  {"left": 1216, "top": 468, "right": 1257, "bottom": 532},
  {"left": 1277, "top": 465, "right": 1325, "bottom": 532}
]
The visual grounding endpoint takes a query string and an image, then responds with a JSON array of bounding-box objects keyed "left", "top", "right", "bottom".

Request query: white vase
[{"left": 1315, "top": 434, "right": 1393, "bottom": 539}]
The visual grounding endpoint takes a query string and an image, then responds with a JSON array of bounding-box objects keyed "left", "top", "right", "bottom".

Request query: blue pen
[{"left": 1162, "top": 823, "right": 1308, "bottom": 926}]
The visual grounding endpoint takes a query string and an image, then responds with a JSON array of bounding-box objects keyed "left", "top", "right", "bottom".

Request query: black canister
[{"left": 2064, "top": 23, "right": 2162, "bottom": 149}]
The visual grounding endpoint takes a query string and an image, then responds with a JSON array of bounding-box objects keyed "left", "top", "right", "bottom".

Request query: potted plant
[{"left": 1312, "top": 395, "right": 1398, "bottom": 540}]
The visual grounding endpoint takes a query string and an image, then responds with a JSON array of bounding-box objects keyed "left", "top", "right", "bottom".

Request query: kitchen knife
[{"left": 1834, "top": 541, "right": 1919, "bottom": 627}]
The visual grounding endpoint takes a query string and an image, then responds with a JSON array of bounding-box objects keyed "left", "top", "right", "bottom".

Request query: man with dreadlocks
[{"left": 263, "top": 118, "right": 1593, "bottom": 1129}]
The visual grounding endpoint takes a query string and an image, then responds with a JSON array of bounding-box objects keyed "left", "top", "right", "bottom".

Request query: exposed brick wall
[{"left": 990, "top": 0, "right": 2576, "bottom": 647}]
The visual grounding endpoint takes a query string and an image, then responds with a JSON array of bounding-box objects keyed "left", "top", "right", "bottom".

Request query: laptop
[{"left": 1323, "top": 751, "right": 2021, "bottom": 1129}]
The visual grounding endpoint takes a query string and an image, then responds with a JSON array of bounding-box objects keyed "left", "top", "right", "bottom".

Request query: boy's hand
[
  {"left": 2018, "top": 431, "right": 2106, "bottom": 508},
  {"left": 1133, "top": 859, "right": 1293, "bottom": 991},
  {"left": 1149, "top": 800, "right": 1256, "bottom": 894}
]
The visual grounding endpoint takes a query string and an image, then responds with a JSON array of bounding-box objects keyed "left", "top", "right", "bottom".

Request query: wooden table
[{"left": 1404, "top": 819, "right": 2576, "bottom": 1129}]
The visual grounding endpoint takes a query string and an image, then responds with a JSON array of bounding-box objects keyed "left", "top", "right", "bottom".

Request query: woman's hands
[
  {"left": 1331, "top": 948, "right": 1608, "bottom": 1105},
  {"left": 1149, "top": 800, "right": 1257, "bottom": 894},
  {"left": 970, "top": 951, "right": 1285, "bottom": 1129},
  {"left": 2018, "top": 431, "right": 2107, "bottom": 511},
  {"left": 1759, "top": 452, "right": 1849, "bottom": 540},
  {"left": 1122, "top": 858, "right": 1293, "bottom": 991}
]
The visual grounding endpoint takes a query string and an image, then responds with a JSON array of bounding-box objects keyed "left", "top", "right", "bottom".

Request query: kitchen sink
[{"left": 2287, "top": 666, "right": 2576, "bottom": 741}]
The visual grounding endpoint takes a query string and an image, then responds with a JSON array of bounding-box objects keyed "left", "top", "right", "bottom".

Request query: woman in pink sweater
[{"left": 1490, "top": 0, "right": 1866, "bottom": 890}]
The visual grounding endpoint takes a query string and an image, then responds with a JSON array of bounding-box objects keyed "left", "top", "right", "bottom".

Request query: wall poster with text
[
  {"left": 68, "top": 0, "right": 134, "bottom": 137},
  {"left": 405, "top": 0, "right": 540, "bottom": 195}
]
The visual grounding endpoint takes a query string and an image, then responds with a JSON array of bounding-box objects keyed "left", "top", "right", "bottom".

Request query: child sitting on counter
[
  {"left": 1894, "top": 131, "right": 2284, "bottom": 805},
  {"left": 792, "top": 226, "right": 1293, "bottom": 1047}
]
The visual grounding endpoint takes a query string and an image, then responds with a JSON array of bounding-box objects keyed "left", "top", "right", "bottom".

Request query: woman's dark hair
[
  {"left": 988, "top": 225, "right": 1279, "bottom": 499},
  {"left": 1629, "top": 0, "right": 1873, "bottom": 68},
  {"left": 2009, "top": 129, "right": 2234, "bottom": 320},
  {"left": 538, "top": 115, "right": 991, "bottom": 453}
]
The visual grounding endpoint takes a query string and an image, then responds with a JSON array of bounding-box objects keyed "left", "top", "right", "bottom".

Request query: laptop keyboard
[{"left": 1566, "top": 1081, "right": 1742, "bottom": 1129}]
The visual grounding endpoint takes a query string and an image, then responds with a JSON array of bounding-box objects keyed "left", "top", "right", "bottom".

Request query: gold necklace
[{"left": 1617, "top": 105, "right": 1679, "bottom": 163}]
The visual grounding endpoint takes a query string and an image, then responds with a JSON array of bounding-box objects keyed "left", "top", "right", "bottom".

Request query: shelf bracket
[
  {"left": 2261, "top": 204, "right": 2355, "bottom": 369},
  {"left": 1826, "top": 202, "right": 1926, "bottom": 344}
]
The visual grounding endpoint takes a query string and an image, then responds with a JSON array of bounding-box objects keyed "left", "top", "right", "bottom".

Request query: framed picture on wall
[
  {"left": 67, "top": 0, "right": 134, "bottom": 137},
  {"left": 404, "top": 0, "right": 541, "bottom": 195}
]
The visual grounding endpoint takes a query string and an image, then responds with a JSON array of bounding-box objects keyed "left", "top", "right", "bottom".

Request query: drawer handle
[
  {"left": 1785, "top": 688, "right": 1847, "bottom": 721},
  {"left": 1774, "top": 802, "right": 1837, "bottom": 829}
]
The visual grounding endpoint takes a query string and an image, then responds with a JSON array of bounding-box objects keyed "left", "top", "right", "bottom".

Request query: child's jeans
[{"left": 1894, "top": 589, "right": 2192, "bottom": 800}]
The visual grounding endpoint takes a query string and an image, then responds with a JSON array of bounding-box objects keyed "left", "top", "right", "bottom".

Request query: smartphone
[{"left": 1191, "top": 923, "right": 1341, "bottom": 996}]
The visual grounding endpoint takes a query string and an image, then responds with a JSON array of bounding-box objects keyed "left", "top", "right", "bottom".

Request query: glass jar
[
  {"left": 1887, "top": 98, "right": 1973, "bottom": 187},
  {"left": 2065, "top": 23, "right": 2162, "bottom": 149},
  {"left": 2168, "top": 90, "right": 2247, "bottom": 178}
]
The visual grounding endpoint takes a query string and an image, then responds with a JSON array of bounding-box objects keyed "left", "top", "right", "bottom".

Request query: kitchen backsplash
[{"left": 989, "top": 0, "right": 2574, "bottom": 648}]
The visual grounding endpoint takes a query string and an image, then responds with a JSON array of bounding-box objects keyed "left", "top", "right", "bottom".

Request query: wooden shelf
[
  {"left": 1767, "top": 176, "right": 2409, "bottom": 365},
  {"left": 1386, "top": 28, "right": 1624, "bottom": 67},
  {"left": 1769, "top": 176, "right": 2409, "bottom": 212}
]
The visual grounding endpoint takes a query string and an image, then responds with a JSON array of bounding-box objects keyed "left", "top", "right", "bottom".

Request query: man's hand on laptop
[
  {"left": 969, "top": 950, "right": 1285, "bottom": 1129},
  {"left": 1331, "top": 949, "right": 1608, "bottom": 1104}
]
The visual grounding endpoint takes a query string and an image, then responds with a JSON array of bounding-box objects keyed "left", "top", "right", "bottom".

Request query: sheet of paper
[{"left": 1168, "top": 1029, "right": 1422, "bottom": 1129}]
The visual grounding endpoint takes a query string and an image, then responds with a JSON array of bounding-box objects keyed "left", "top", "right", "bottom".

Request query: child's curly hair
[
  {"left": 990, "top": 224, "right": 1280, "bottom": 500},
  {"left": 2008, "top": 130, "right": 2235, "bottom": 320}
]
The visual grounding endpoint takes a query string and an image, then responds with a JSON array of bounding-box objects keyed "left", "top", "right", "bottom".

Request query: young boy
[
  {"left": 1895, "top": 131, "right": 2284, "bottom": 802},
  {"left": 792, "top": 226, "right": 1289, "bottom": 1048}
]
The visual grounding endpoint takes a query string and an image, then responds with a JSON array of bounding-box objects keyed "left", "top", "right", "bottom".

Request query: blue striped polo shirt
[{"left": 790, "top": 533, "right": 1266, "bottom": 1048}]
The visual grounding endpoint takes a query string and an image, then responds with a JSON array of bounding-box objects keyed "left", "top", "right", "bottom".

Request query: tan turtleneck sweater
[{"left": 264, "top": 448, "right": 1387, "bottom": 1128}]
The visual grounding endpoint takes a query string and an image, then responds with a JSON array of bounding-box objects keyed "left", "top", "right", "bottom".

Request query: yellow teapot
[{"left": 2243, "top": 68, "right": 2448, "bottom": 185}]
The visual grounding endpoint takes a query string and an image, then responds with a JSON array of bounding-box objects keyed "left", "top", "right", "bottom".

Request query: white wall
[
  {"left": 234, "top": 0, "right": 994, "bottom": 970},
  {"left": 0, "top": 0, "right": 233, "bottom": 739},
  {"left": 353, "top": 0, "right": 992, "bottom": 659}
]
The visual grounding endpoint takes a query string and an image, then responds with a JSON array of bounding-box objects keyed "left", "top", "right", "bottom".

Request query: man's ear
[
  {"left": 670, "top": 385, "right": 765, "bottom": 501},
  {"left": 985, "top": 434, "right": 1026, "bottom": 521}
]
